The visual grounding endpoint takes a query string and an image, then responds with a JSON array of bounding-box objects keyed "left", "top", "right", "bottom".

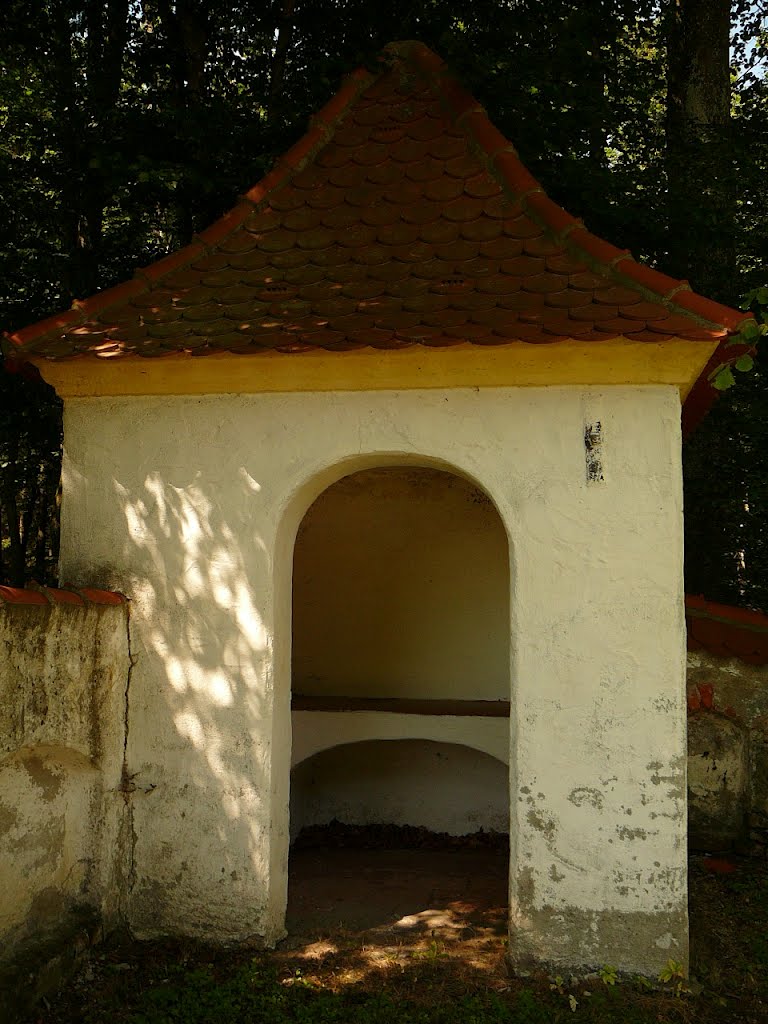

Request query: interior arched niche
[{"left": 290, "top": 739, "right": 510, "bottom": 839}]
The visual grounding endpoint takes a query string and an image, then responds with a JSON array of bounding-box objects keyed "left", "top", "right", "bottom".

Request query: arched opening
[{"left": 287, "top": 464, "right": 511, "bottom": 942}]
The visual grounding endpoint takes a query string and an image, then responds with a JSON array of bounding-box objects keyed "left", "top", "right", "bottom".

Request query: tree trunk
[
  {"left": 34, "top": 460, "right": 62, "bottom": 583},
  {"left": 154, "top": 0, "right": 211, "bottom": 244},
  {"left": 156, "top": 0, "right": 209, "bottom": 104},
  {"left": 0, "top": 478, "right": 25, "bottom": 586},
  {"left": 51, "top": 0, "right": 130, "bottom": 302},
  {"left": 0, "top": 503, "right": 6, "bottom": 582},
  {"left": 268, "top": 0, "right": 296, "bottom": 123},
  {"left": 666, "top": 0, "right": 734, "bottom": 301}
]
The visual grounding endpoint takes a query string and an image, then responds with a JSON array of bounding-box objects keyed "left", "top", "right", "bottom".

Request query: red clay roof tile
[
  {"left": 570, "top": 303, "right": 619, "bottom": 322},
  {"left": 525, "top": 192, "right": 581, "bottom": 236},
  {"left": 593, "top": 286, "right": 640, "bottom": 306},
  {"left": 545, "top": 290, "right": 592, "bottom": 310},
  {"left": 0, "top": 585, "right": 127, "bottom": 606},
  {"left": 523, "top": 235, "right": 568, "bottom": 259},
  {"left": 523, "top": 272, "right": 568, "bottom": 294},
  {"left": 618, "top": 300, "right": 670, "bottom": 321},
  {"left": 38, "top": 586, "right": 86, "bottom": 605},
  {"left": 495, "top": 292, "right": 544, "bottom": 313},
  {"left": 594, "top": 317, "right": 647, "bottom": 335},
  {"left": 501, "top": 214, "right": 542, "bottom": 240}
]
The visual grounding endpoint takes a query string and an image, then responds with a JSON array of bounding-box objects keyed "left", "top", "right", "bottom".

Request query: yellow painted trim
[{"left": 32, "top": 338, "right": 718, "bottom": 399}]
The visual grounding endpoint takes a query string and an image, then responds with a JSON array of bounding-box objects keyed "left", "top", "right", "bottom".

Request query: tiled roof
[{"left": 4, "top": 40, "right": 752, "bottom": 424}]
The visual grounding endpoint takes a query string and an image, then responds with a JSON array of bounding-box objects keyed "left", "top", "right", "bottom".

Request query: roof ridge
[{"left": 395, "top": 40, "right": 753, "bottom": 337}]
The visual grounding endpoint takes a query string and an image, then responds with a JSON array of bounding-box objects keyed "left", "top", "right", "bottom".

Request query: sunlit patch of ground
[{"left": 275, "top": 841, "right": 509, "bottom": 990}]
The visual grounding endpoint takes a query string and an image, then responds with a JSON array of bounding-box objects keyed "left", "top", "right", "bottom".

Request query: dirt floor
[{"left": 280, "top": 841, "right": 509, "bottom": 980}]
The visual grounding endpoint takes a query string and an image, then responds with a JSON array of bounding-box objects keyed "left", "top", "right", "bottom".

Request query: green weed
[{"left": 598, "top": 964, "right": 619, "bottom": 986}]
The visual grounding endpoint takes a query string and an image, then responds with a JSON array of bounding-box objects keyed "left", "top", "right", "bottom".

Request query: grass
[
  {"left": 29, "top": 958, "right": 691, "bottom": 1024},
  {"left": 23, "top": 854, "right": 768, "bottom": 1024}
]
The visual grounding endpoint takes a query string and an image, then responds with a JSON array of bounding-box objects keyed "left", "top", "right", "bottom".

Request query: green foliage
[
  {"left": 632, "top": 974, "right": 653, "bottom": 991},
  {"left": 0, "top": 362, "right": 61, "bottom": 585},
  {"left": 124, "top": 960, "right": 548, "bottom": 1024},
  {"left": 713, "top": 366, "right": 737, "bottom": 391},
  {"left": 748, "top": 930, "right": 768, "bottom": 972},
  {"left": 512, "top": 987, "right": 552, "bottom": 1023},
  {"left": 658, "top": 958, "right": 686, "bottom": 983},
  {"left": 657, "top": 958, "right": 690, "bottom": 998},
  {"left": 52, "top": 948, "right": 749, "bottom": 1024},
  {"left": 411, "top": 939, "right": 446, "bottom": 960},
  {"left": 598, "top": 964, "right": 620, "bottom": 986},
  {"left": 685, "top": 284, "right": 768, "bottom": 609}
]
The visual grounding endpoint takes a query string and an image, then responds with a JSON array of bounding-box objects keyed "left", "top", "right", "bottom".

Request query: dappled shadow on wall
[{"left": 106, "top": 465, "right": 273, "bottom": 936}]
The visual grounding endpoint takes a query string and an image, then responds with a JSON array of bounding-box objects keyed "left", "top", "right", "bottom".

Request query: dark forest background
[{"left": 1, "top": 0, "right": 767, "bottom": 604}]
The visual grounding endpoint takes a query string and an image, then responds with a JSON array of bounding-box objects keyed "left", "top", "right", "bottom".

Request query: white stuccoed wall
[
  {"left": 59, "top": 384, "right": 687, "bottom": 973},
  {"left": 290, "top": 714, "right": 510, "bottom": 834},
  {"left": 291, "top": 711, "right": 509, "bottom": 767}
]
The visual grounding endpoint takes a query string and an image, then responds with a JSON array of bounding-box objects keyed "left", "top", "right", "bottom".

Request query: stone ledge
[{"left": 292, "top": 695, "right": 511, "bottom": 716}]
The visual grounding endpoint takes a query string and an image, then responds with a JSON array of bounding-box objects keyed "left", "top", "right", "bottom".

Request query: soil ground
[
  {"left": 282, "top": 842, "right": 508, "bottom": 979},
  {"left": 19, "top": 827, "right": 768, "bottom": 1024}
]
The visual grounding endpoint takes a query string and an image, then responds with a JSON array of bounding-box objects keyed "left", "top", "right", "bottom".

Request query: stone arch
[
  {"left": 275, "top": 449, "right": 514, "bottom": 563},
  {"left": 291, "top": 714, "right": 510, "bottom": 769}
]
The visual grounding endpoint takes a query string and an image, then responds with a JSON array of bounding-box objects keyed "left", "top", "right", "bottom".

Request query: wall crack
[{"left": 118, "top": 603, "right": 138, "bottom": 913}]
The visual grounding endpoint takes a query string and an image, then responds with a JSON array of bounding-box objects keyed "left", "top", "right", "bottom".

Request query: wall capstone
[{"left": 0, "top": 584, "right": 127, "bottom": 606}]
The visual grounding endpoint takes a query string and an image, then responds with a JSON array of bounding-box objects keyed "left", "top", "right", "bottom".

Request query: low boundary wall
[
  {"left": 0, "top": 585, "right": 130, "bottom": 1019},
  {"left": 686, "top": 594, "right": 768, "bottom": 856}
]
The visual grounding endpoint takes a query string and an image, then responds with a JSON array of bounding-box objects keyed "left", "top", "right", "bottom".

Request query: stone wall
[
  {"left": 686, "top": 595, "right": 768, "bottom": 856},
  {"left": 0, "top": 585, "right": 130, "bottom": 1019}
]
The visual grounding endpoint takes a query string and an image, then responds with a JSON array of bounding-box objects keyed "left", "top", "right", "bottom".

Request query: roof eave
[{"left": 18, "top": 334, "right": 718, "bottom": 401}]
